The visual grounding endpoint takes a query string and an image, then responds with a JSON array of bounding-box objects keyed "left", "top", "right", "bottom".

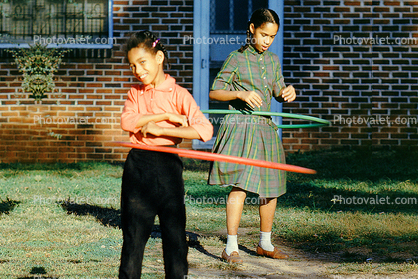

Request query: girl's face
[
  {"left": 250, "top": 22, "right": 279, "bottom": 53},
  {"left": 128, "top": 46, "right": 165, "bottom": 87}
]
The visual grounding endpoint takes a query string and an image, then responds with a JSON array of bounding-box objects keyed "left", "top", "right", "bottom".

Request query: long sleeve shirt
[{"left": 121, "top": 74, "right": 213, "bottom": 146}]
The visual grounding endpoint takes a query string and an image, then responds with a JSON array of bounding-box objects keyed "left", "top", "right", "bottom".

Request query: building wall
[
  {"left": 281, "top": 0, "right": 418, "bottom": 152},
  {"left": 0, "top": 0, "right": 417, "bottom": 163},
  {"left": 0, "top": 0, "right": 194, "bottom": 163}
]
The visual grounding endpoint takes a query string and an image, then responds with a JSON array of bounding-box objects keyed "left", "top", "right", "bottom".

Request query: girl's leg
[
  {"left": 225, "top": 187, "right": 246, "bottom": 255},
  {"left": 119, "top": 195, "right": 155, "bottom": 279},
  {"left": 119, "top": 149, "right": 157, "bottom": 279},
  {"left": 157, "top": 153, "right": 188, "bottom": 279},
  {"left": 258, "top": 197, "right": 277, "bottom": 251},
  {"left": 257, "top": 197, "right": 288, "bottom": 259},
  {"left": 226, "top": 187, "right": 247, "bottom": 235},
  {"left": 259, "top": 197, "right": 277, "bottom": 232}
]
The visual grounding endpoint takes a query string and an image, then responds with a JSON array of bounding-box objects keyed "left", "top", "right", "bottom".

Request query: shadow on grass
[
  {"left": 185, "top": 149, "right": 418, "bottom": 211},
  {"left": 17, "top": 267, "right": 50, "bottom": 279},
  {"left": 60, "top": 202, "right": 222, "bottom": 261},
  {"left": 0, "top": 161, "right": 125, "bottom": 171},
  {"left": 0, "top": 198, "right": 20, "bottom": 214},
  {"left": 278, "top": 150, "right": 418, "bottom": 262},
  {"left": 183, "top": 149, "right": 418, "bottom": 181},
  {"left": 278, "top": 149, "right": 418, "bottom": 213},
  {"left": 186, "top": 177, "right": 418, "bottom": 214},
  {"left": 183, "top": 149, "right": 418, "bottom": 213},
  {"left": 0, "top": 161, "right": 123, "bottom": 179},
  {"left": 60, "top": 203, "right": 209, "bottom": 261},
  {"left": 0, "top": 162, "right": 89, "bottom": 171},
  {"left": 151, "top": 224, "right": 222, "bottom": 260},
  {"left": 60, "top": 201, "right": 121, "bottom": 229},
  {"left": 182, "top": 158, "right": 211, "bottom": 172},
  {"left": 282, "top": 180, "right": 418, "bottom": 214},
  {"left": 286, "top": 148, "right": 418, "bottom": 182}
]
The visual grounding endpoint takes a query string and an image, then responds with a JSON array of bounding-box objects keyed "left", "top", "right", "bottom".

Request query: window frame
[{"left": 0, "top": 0, "right": 113, "bottom": 49}]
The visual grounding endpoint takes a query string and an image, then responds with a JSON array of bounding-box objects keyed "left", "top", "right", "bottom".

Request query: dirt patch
[
  {"left": 141, "top": 229, "right": 418, "bottom": 279},
  {"left": 186, "top": 243, "right": 418, "bottom": 279},
  {"left": 187, "top": 242, "right": 329, "bottom": 278}
]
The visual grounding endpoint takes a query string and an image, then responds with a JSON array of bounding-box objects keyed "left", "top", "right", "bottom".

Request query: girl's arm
[
  {"left": 141, "top": 122, "right": 200, "bottom": 140},
  {"left": 135, "top": 113, "right": 188, "bottom": 128},
  {"left": 273, "top": 55, "right": 296, "bottom": 102},
  {"left": 209, "top": 90, "right": 263, "bottom": 109},
  {"left": 142, "top": 88, "right": 214, "bottom": 141},
  {"left": 121, "top": 87, "right": 188, "bottom": 133}
]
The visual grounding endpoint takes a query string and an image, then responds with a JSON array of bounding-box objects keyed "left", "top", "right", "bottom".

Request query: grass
[
  {"left": 281, "top": 149, "right": 418, "bottom": 258},
  {"left": 0, "top": 149, "right": 417, "bottom": 277},
  {"left": 0, "top": 163, "right": 123, "bottom": 278}
]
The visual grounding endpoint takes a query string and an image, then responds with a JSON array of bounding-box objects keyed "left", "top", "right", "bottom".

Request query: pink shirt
[{"left": 121, "top": 74, "right": 213, "bottom": 146}]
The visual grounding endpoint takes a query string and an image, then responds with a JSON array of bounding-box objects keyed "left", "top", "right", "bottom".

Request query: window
[
  {"left": 210, "top": 0, "right": 268, "bottom": 34},
  {"left": 0, "top": 0, "right": 113, "bottom": 48}
]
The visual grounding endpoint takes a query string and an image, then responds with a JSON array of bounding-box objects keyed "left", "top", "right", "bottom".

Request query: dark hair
[
  {"left": 238, "top": 8, "right": 280, "bottom": 53},
  {"left": 124, "top": 30, "right": 170, "bottom": 68}
]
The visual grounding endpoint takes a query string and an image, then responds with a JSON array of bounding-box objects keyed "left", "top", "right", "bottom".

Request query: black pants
[{"left": 119, "top": 149, "right": 188, "bottom": 279}]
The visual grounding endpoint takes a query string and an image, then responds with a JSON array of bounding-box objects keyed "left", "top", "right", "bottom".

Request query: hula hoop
[
  {"left": 200, "top": 109, "right": 330, "bottom": 129},
  {"left": 115, "top": 142, "right": 316, "bottom": 174}
]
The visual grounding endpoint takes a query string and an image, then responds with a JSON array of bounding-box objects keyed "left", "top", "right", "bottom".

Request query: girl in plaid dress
[{"left": 208, "top": 8, "right": 297, "bottom": 263}]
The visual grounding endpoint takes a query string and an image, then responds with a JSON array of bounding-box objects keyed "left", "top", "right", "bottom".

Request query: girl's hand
[
  {"left": 237, "top": 91, "right": 263, "bottom": 108},
  {"left": 280, "top": 85, "right": 296, "bottom": 102},
  {"left": 166, "top": 113, "right": 189, "bottom": 127},
  {"left": 141, "top": 121, "right": 163, "bottom": 137}
]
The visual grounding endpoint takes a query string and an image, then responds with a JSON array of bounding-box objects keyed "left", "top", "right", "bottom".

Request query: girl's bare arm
[
  {"left": 135, "top": 113, "right": 188, "bottom": 128},
  {"left": 141, "top": 121, "right": 201, "bottom": 140},
  {"left": 209, "top": 90, "right": 263, "bottom": 108}
]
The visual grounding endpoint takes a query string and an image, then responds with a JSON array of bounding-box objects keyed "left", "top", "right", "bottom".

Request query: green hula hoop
[{"left": 200, "top": 109, "right": 330, "bottom": 129}]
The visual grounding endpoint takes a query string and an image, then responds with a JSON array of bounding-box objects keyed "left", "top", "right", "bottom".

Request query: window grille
[
  {"left": 210, "top": 0, "right": 268, "bottom": 34},
  {"left": 0, "top": 0, "right": 112, "bottom": 48}
]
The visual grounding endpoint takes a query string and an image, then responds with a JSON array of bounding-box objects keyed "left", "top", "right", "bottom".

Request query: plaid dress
[{"left": 208, "top": 45, "right": 287, "bottom": 198}]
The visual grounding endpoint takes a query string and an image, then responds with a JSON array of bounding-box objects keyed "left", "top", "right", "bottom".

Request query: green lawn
[{"left": 0, "top": 149, "right": 418, "bottom": 278}]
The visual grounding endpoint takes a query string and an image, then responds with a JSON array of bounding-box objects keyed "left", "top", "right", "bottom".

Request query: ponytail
[
  {"left": 124, "top": 30, "right": 171, "bottom": 69},
  {"left": 238, "top": 22, "right": 252, "bottom": 53}
]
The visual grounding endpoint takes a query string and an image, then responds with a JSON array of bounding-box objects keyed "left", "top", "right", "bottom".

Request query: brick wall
[
  {"left": 281, "top": 0, "right": 418, "bottom": 152},
  {"left": 1, "top": 0, "right": 417, "bottom": 163},
  {"left": 0, "top": 0, "right": 194, "bottom": 163}
]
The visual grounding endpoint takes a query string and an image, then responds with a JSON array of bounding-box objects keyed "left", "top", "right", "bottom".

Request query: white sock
[
  {"left": 225, "top": 234, "right": 239, "bottom": 256},
  {"left": 259, "top": 231, "right": 274, "bottom": 252}
]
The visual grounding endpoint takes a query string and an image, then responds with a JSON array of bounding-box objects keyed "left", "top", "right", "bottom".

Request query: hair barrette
[{"left": 152, "top": 38, "right": 160, "bottom": 48}]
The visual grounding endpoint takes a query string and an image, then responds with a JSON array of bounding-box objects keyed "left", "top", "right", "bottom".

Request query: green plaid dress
[{"left": 208, "top": 45, "right": 287, "bottom": 198}]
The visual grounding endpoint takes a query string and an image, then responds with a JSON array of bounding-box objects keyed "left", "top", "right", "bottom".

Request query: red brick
[{"left": 1, "top": 1, "right": 416, "bottom": 163}]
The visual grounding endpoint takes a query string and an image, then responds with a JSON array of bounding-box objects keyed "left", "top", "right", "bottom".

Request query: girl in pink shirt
[{"left": 119, "top": 30, "right": 213, "bottom": 279}]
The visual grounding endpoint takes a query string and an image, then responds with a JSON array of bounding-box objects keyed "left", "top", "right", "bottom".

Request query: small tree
[{"left": 7, "top": 43, "right": 69, "bottom": 103}]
